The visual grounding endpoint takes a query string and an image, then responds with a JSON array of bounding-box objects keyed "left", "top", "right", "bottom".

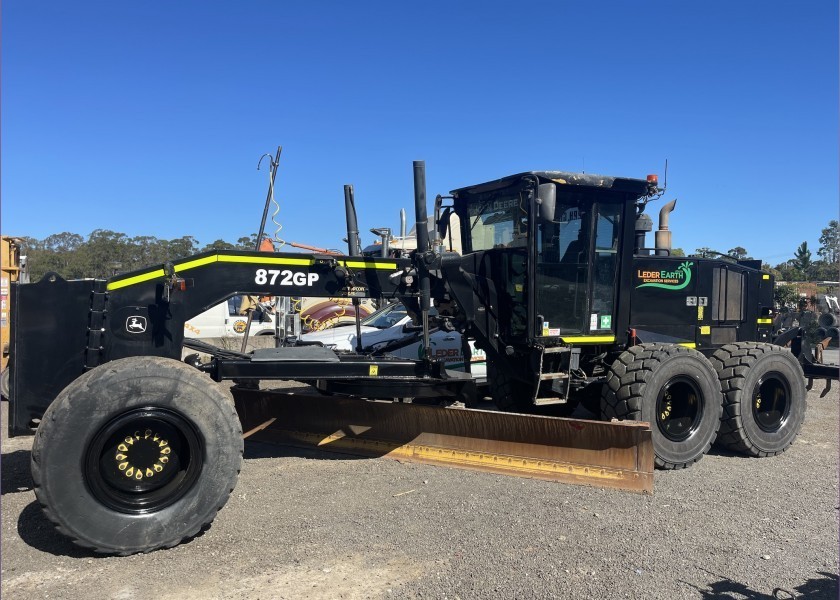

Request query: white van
[{"left": 184, "top": 296, "right": 277, "bottom": 339}]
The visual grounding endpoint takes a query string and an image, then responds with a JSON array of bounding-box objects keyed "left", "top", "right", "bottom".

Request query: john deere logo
[
  {"left": 636, "top": 261, "right": 693, "bottom": 291},
  {"left": 125, "top": 316, "right": 147, "bottom": 333}
]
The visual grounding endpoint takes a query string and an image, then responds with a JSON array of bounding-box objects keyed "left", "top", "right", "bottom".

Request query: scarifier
[{"left": 9, "top": 161, "right": 832, "bottom": 554}]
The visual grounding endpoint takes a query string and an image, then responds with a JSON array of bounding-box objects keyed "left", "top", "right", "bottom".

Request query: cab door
[{"left": 533, "top": 195, "right": 622, "bottom": 338}]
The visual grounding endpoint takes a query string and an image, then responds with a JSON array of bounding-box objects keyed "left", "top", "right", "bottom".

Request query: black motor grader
[{"left": 9, "top": 161, "right": 827, "bottom": 554}]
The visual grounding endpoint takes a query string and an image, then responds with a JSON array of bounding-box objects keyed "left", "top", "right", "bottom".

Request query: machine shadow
[
  {"left": 16, "top": 501, "right": 97, "bottom": 558},
  {"left": 2, "top": 449, "right": 34, "bottom": 495},
  {"left": 682, "top": 570, "right": 838, "bottom": 599}
]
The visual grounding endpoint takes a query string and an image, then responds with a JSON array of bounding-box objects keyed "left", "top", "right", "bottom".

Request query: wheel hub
[
  {"left": 752, "top": 373, "right": 791, "bottom": 432},
  {"left": 85, "top": 408, "right": 203, "bottom": 514},
  {"left": 114, "top": 429, "right": 172, "bottom": 482},
  {"left": 656, "top": 377, "right": 704, "bottom": 442}
]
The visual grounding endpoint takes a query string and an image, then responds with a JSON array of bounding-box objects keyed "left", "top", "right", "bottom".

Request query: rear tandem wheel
[
  {"left": 31, "top": 356, "right": 243, "bottom": 555},
  {"left": 710, "top": 342, "right": 806, "bottom": 457},
  {"left": 601, "top": 343, "right": 723, "bottom": 469}
]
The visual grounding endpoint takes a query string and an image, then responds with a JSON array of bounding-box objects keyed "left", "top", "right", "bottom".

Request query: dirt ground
[{"left": 2, "top": 383, "right": 838, "bottom": 599}]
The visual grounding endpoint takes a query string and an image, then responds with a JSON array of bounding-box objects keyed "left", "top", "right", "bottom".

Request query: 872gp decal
[
  {"left": 636, "top": 261, "right": 693, "bottom": 291},
  {"left": 254, "top": 269, "right": 320, "bottom": 286}
]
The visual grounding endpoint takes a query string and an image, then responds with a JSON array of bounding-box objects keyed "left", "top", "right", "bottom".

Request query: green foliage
[
  {"left": 670, "top": 247, "right": 686, "bottom": 257},
  {"left": 693, "top": 247, "right": 718, "bottom": 258},
  {"left": 793, "top": 241, "right": 812, "bottom": 275},
  {"left": 818, "top": 220, "right": 839, "bottom": 264},
  {"left": 21, "top": 231, "right": 235, "bottom": 281},
  {"left": 773, "top": 284, "right": 799, "bottom": 309},
  {"left": 727, "top": 246, "right": 749, "bottom": 260}
]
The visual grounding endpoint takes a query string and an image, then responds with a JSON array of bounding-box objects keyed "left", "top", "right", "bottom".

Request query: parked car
[
  {"left": 300, "top": 302, "right": 487, "bottom": 380},
  {"left": 184, "top": 296, "right": 277, "bottom": 339}
]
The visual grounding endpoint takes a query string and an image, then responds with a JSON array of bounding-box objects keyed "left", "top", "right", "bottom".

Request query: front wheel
[
  {"left": 601, "top": 344, "right": 723, "bottom": 469},
  {"left": 32, "top": 357, "right": 243, "bottom": 555}
]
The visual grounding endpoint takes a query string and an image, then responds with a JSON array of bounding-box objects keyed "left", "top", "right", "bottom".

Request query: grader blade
[{"left": 233, "top": 388, "right": 654, "bottom": 494}]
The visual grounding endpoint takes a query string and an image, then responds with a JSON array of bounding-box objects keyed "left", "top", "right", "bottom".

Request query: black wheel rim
[
  {"left": 85, "top": 407, "right": 204, "bottom": 514},
  {"left": 752, "top": 372, "right": 791, "bottom": 432},
  {"left": 656, "top": 377, "right": 704, "bottom": 442}
]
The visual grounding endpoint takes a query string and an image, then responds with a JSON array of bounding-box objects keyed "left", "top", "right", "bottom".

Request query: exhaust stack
[
  {"left": 343, "top": 185, "right": 361, "bottom": 257},
  {"left": 400, "top": 208, "right": 407, "bottom": 239},
  {"left": 654, "top": 199, "right": 677, "bottom": 256}
]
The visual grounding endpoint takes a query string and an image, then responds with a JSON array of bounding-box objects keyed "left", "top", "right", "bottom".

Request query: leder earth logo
[{"left": 635, "top": 261, "right": 693, "bottom": 291}]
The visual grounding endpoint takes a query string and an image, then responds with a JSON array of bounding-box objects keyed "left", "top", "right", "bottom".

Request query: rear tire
[
  {"left": 710, "top": 342, "right": 806, "bottom": 457},
  {"left": 31, "top": 357, "right": 243, "bottom": 555},
  {"left": 601, "top": 343, "right": 722, "bottom": 469}
]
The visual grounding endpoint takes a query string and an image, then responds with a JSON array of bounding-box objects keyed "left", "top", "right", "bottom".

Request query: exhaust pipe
[
  {"left": 634, "top": 213, "right": 653, "bottom": 255},
  {"left": 400, "top": 208, "right": 407, "bottom": 239},
  {"left": 654, "top": 199, "right": 677, "bottom": 256},
  {"left": 344, "top": 185, "right": 361, "bottom": 257}
]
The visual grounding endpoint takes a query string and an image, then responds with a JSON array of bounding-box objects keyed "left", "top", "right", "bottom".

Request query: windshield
[
  {"left": 361, "top": 303, "right": 409, "bottom": 328},
  {"left": 465, "top": 190, "right": 528, "bottom": 251}
]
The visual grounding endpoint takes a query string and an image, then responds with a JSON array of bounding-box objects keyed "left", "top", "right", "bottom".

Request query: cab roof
[{"left": 451, "top": 171, "right": 652, "bottom": 197}]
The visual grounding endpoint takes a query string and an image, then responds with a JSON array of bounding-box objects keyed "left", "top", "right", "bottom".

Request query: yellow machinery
[{"left": 1, "top": 236, "right": 27, "bottom": 399}]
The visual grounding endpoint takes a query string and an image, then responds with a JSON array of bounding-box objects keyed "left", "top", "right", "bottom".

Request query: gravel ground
[{"left": 2, "top": 383, "right": 837, "bottom": 599}]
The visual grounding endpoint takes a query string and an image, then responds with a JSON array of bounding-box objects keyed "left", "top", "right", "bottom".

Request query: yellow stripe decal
[
  {"left": 561, "top": 336, "right": 616, "bottom": 344},
  {"left": 174, "top": 255, "right": 218, "bottom": 272},
  {"left": 339, "top": 260, "right": 398, "bottom": 270},
  {"left": 106, "top": 269, "right": 166, "bottom": 291},
  {"left": 218, "top": 255, "right": 314, "bottom": 266},
  {"left": 757, "top": 318, "right": 773, "bottom": 324},
  {"left": 678, "top": 342, "right": 697, "bottom": 348}
]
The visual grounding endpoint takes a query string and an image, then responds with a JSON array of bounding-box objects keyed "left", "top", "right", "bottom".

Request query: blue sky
[{"left": 2, "top": 1, "right": 837, "bottom": 264}]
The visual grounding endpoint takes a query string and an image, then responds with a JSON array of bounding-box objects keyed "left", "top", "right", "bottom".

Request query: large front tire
[
  {"left": 710, "top": 342, "right": 806, "bottom": 457},
  {"left": 601, "top": 344, "right": 723, "bottom": 469},
  {"left": 487, "top": 359, "right": 534, "bottom": 412},
  {"left": 31, "top": 357, "right": 243, "bottom": 555}
]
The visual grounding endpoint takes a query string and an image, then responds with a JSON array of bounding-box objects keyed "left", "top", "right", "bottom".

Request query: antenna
[{"left": 663, "top": 158, "right": 669, "bottom": 190}]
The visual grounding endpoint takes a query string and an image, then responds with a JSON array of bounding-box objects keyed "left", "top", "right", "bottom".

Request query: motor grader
[{"left": 8, "top": 161, "right": 829, "bottom": 555}]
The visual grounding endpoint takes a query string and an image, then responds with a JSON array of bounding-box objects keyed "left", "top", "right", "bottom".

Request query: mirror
[
  {"left": 437, "top": 206, "right": 452, "bottom": 240},
  {"left": 537, "top": 183, "right": 556, "bottom": 224}
]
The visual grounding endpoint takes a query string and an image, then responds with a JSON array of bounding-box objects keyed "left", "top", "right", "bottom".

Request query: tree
[
  {"left": 693, "top": 247, "right": 718, "bottom": 258},
  {"left": 818, "top": 220, "right": 839, "bottom": 264},
  {"left": 793, "top": 242, "right": 812, "bottom": 277},
  {"left": 774, "top": 284, "right": 799, "bottom": 309},
  {"left": 727, "top": 246, "right": 749, "bottom": 260},
  {"left": 235, "top": 234, "right": 259, "bottom": 250},
  {"left": 202, "top": 239, "right": 236, "bottom": 252},
  {"left": 671, "top": 247, "right": 686, "bottom": 257}
]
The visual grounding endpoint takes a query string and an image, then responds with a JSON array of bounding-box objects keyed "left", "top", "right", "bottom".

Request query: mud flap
[{"left": 233, "top": 388, "right": 654, "bottom": 494}]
